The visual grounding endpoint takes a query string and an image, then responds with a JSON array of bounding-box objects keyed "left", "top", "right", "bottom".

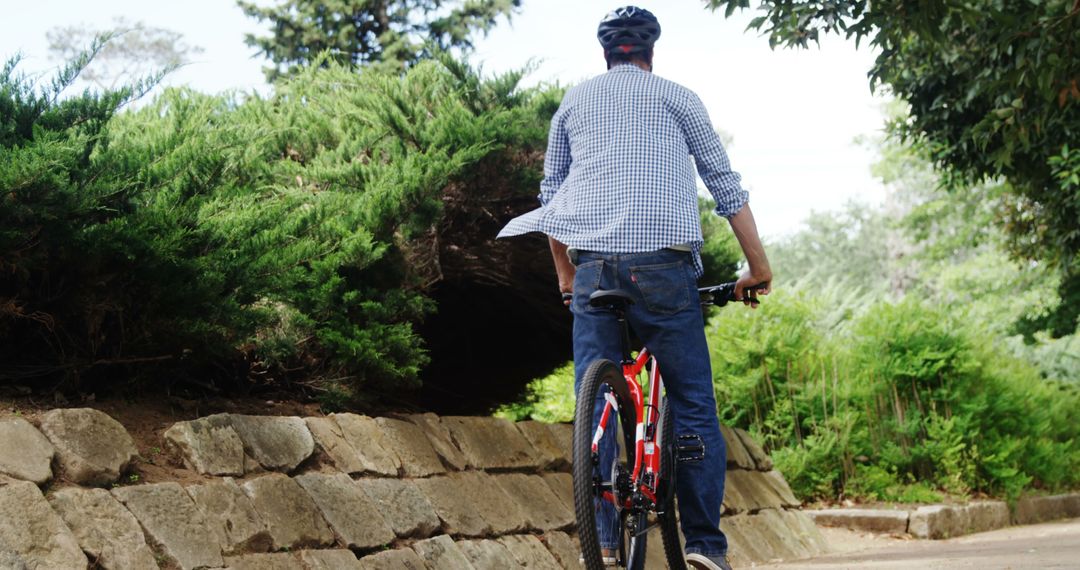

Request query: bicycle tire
[
  {"left": 623, "top": 510, "right": 648, "bottom": 569},
  {"left": 656, "top": 396, "right": 688, "bottom": 570},
  {"left": 573, "top": 359, "right": 644, "bottom": 570}
]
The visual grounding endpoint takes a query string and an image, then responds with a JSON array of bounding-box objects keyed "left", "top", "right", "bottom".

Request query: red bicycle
[{"left": 572, "top": 282, "right": 758, "bottom": 570}]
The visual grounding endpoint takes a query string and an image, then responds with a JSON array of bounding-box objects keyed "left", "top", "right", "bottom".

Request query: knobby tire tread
[
  {"left": 657, "top": 396, "right": 688, "bottom": 570},
  {"left": 573, "top": 359, "right": 643, "bottom": 570}
]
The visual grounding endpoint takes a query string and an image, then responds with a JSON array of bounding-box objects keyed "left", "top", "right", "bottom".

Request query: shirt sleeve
[
  {"left": 679, "top": 91, "right": 749, "bottom": 218},
  {"left": 538, "top": 103, "right": 571, "bottom": 207}
]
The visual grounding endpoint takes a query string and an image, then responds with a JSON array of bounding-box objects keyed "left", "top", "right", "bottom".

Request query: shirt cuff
[{"left": 714, "top": 189, "right": 750, "bottom": 218}]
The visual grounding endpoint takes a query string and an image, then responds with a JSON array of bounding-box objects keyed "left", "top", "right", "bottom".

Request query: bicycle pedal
[{"left": 676, "top": 434, "right": 705, "bottom": 462}]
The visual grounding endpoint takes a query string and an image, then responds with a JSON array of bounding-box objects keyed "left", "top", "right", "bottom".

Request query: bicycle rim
[{"left": 573, "top": 359, "right": 639, "bottom": 570}]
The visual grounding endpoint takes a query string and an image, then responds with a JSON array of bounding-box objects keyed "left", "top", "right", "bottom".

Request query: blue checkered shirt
[{"left": 497, "top": 64, "right": 748, "bottom": 277}]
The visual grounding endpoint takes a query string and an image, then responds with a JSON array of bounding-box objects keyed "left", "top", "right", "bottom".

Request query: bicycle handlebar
[
  {"left": 698, "top": 282, "right": 767, "bottom": 308},
  {"left": 561, "top": 282, "right": 767, "bottom": 308}
]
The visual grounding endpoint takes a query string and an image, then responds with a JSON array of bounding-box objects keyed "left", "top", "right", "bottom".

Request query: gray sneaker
[{"left": 686, "top": 552, "right": 733, "bottom": 570}]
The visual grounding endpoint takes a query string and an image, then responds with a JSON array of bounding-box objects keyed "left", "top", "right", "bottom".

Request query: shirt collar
[{"left": 608, "top": 63, "right": 647, "bottom": 74}]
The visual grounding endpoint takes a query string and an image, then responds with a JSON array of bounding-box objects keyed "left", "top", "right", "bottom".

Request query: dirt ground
[{"left": 754, "top": 518, "right": 1080, "bottom": 569}]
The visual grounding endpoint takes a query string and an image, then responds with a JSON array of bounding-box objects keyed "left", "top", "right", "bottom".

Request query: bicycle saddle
[{"left": 588, "top": 289, "right": 635, "bottom": 309}]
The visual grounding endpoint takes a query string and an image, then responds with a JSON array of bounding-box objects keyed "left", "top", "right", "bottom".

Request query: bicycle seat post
[
  {"left": 616, "top": 310, "right": 634, "bottom": 366},
  {"left": 587, "top": 289, "right": 637, "bottom": 366}
]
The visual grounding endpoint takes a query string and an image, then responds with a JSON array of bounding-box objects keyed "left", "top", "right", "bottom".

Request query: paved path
[{"left": 756, "top": 518, "right": 1080, "bottom": 569}]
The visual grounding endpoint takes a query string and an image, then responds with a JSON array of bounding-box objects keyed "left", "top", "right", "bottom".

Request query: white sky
[{"left": 1, "top": 0, "right": 889, "bottom": 239}]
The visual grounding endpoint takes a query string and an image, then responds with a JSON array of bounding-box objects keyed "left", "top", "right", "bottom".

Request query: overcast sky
[{"left": 1, "top": 0, "right": 890, "bottom": 239}]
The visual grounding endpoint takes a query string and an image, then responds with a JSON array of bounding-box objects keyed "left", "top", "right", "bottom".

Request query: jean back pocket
[{"left": 629, "top": 261, "right": 691, "bottom": 314}]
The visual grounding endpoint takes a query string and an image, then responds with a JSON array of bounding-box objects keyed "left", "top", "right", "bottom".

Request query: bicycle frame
[{"left": 591, "top": 346, "right": 664, "bottom": 509}]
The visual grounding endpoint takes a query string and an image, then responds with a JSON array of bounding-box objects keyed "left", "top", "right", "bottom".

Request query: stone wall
[
  {"left": 0, "top": 409, "right": 825, "bottom": 569},
  {"left": 807, "top": 493, "right": 1080, "bottom": 540}
]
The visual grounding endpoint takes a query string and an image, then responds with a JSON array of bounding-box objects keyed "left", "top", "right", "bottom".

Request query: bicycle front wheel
[{"left": 573, "top": 359, "right": 644, "bottom": 570}]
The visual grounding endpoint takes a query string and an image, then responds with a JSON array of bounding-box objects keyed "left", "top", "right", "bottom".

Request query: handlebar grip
[{"left": 698, "top": 282, "right": 766, "bottom": 307}]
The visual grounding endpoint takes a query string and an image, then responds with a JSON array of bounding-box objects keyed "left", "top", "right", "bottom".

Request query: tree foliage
[
  {"left": 706, "top": 0, "right": 1080, "bottom": 336},
  {"left": 239, "top": 0, "right": 521, "bottom": 79},
  {"left": 0, "top": 47, "right": 558, "bottom": 398}
]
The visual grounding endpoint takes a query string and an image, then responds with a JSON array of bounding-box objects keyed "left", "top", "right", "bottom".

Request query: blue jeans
[{"left": 571, "top": 249, "right": 729, "bottom": 558}]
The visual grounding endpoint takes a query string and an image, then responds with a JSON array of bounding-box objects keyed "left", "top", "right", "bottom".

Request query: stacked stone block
[
  {"left": 0, "top": 407, "right": 823, "bottom": 568},
  {"left": 715, "top": 425, "right": 829, "bottom": 567}
]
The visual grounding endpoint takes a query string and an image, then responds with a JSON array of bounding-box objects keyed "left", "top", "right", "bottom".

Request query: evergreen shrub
[{"left": 0, "top": 52, "right": 559, "bottom": 397}]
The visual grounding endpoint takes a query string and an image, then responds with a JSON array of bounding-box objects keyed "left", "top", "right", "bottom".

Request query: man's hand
[
  {"left": 734, "top": 269, "right": 771, "bottom": 308},
  {"left": 549, "top": 237, "right": 576, "bottom": 306},
  {"left": 728, "top": 203, "right": 772, "bottom": 309}
]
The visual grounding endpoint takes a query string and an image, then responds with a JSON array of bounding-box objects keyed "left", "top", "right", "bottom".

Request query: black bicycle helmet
[{"left": 597, "top": 6, "right": 661, "bottom": 54}]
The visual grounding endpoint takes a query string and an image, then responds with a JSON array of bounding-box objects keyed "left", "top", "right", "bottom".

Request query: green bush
[
  {"left": 709, "top": 286, "right": 1080, "bottom": 502},
  {"left": 495, "top": 362, "right": 575, "bottom": 423},
  {"left": 0, "top": 51, "right": 559, "bottom": 396}
]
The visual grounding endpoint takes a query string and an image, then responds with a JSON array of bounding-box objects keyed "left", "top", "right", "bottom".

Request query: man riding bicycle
[{"left": 499, "top": 6, "right": 771, "bottom": 569}]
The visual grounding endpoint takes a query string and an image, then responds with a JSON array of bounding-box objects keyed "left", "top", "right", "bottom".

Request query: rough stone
[
  {"left": 48, "top": 487, "right": 159, "bottom": 570},
  {"left": 224, "top": 414, "right": 315, "bottom": 473},
  {"left": 186, "top": 477, "right": 272, "bottom": 554},
  {"left": 0, "top": 480, "right": 88, "bottom": 570},
  {"left": 415, "top": 473, "right": 490, "bottom": 537},
  {"left": 498, "top": 534, "right": 563, "bottom": 570},
  {"left": 457, "top": 539, "right": 524, "bottom": 569},
  {"left": 411, "top": 535, "right": 477, "bottom": 569},
  {"left": 720, "top": 472, "right": 753, "bottom": 514},
  {"left": 762, "top": 469, "right": 801, "bottom": 507},
  {"left": 515, "top": 421, "right": 565, "bottom": 470},
  {"left": 915, "top": 502, "right": 1010, "bottom": 539},
  {"left": 39, "top": 408, "right": 138, "bottom": 486},
  {"left": 375, "top": 417, "right": 445, "bottom": 477},
  {"left": 331, "top": 413, "right": 401, "bottom": 476},
  {"left": 734, "top": 427, "right": 773, "bottom": 471},
  {"left": 112, "top": 482, "right": 224, "bottom": 570},
  {"left": 400, "top": 412, "right": 468, "bottom": 471},
  {"left": 224, "top": 553, "right": 304, "bottom": 570},
  {"left": 778, "top": 509, "right": 829, "bottom": 557},
  {"left": 719, "top": 424, "right": 755, "bottom": 470},
  {"left": 0, "top": 418, "right": 54, "bottom": 485},
  {"left": 541, "top": 472, "right": 575, "bottom": 515},
  {"left": 356, "top": 477, "right": 441, "bottom": 538},
  {"left": 0, "top": 552, "right": 26, "bottom": 570},
  {"left": 1015, "top": 494, "right": 1071, "bottom": 525},
  {"left": 546, "top": 422, "right": 574, "bottom": 470},
  {"left": 358, "top": 548, "right": 428, "bottom": 570},
  {"left": 805, "top": 508, "right": 910, "bottom": 535},
  {"left": 909, "top": 505, "right": 963, "bottom": 539},
  {"left": 964, "top": 501, "right": 1010, "bottom": 534},
  {"left": 304, "top": 416, "right": 366, "bottom": 475},
  {"left": 294, "top": 472, "right": 395, "bottom": 549},
  {"left": 442, "top": 416, "right": 542, "bottom": 470},
  {"left": 541, "top": 531, "right": 583, "bottom": 569},
  {"left": 416, "top": 471, "right": 529, "bottom": 536},
  {"left": 164, "top": 418, "right": 244, "bottom": 477},
  {"left": 1065, "top": 494, "right": 1080, "bottom": 518},
  {"left": 495, "top": 473, "right": 575, "bottom": 531},
  {"left": 241, "top": 473, "right": 334, "bottom": 549},
  {"left": 726, "top": 469, "right": 784, "bottom": 512},
  {"left": 753, "top": 508, "right": 813, "bottom": 560},
  {"left": 296, "top": 549, "right": 362, "bottom": 570},
  {"left": 721, "top": 513, "right": 773, "bottom": 565}
]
